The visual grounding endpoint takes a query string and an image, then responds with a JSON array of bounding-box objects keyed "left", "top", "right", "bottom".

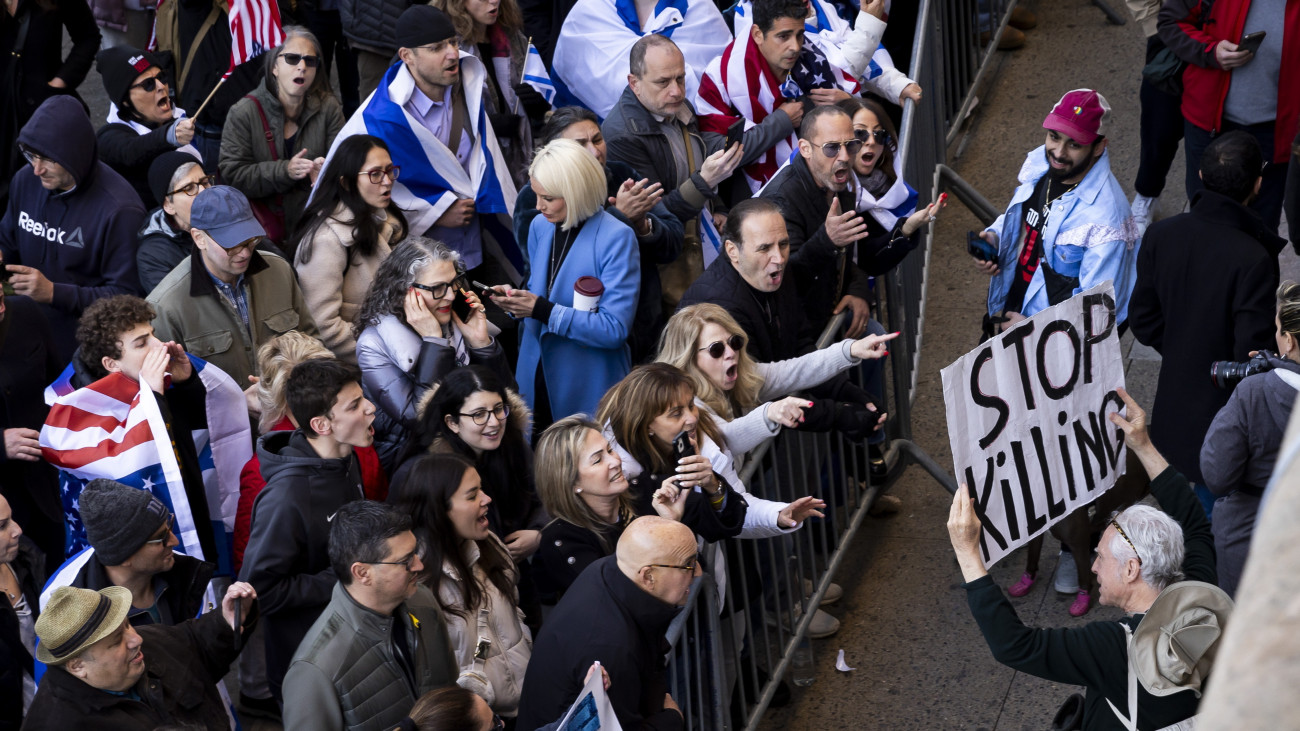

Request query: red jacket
[
  {"left": 1158, "top": 0, "right": 1300, "bottom": 162},
  {"left": 233, "top": 417, "right": 389, "bottom": 572}
]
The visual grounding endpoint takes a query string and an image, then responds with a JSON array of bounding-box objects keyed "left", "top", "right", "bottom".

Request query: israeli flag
[
  {"left": 523, "top": 43, "right": 557, "bottom": 105},
  {"left": 700, "top": 212, "right": 724, "bottom": 268}
]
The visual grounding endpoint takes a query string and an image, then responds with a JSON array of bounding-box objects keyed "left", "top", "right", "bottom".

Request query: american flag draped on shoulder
[
  {"left": 40, "top": 356, "right": 251, "bottom": 575},
  {"left": 225, "top": 0, "right": 285, "bottom": 78},
  {"left": 696, "top": 30, "right": 796, "bottom": 192}
]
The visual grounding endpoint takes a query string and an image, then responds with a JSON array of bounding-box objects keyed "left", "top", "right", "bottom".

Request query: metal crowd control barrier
[{"left": 658, "top": 1, "right": 1034, "bottom": 728}]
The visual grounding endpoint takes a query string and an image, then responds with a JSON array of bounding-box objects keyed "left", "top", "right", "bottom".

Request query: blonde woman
[
  {"left": 657, "top": 304, "right": 895, "bottom": 468},
  {"left": 234, "top": 332, "right": 387, "bottom": 574},
  {"left": 489, "top": 139, "right": 640, "bottom": 431},
  {"left": 532, "top": 415, "right": 708, "bottom": 595}
]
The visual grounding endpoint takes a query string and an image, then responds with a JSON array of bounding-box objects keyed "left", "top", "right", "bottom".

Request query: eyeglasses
[
  {"left": 18, "top": 144, "right": 50, "bottom": 166},
  {"left": 853, "top": 128, "right": 893, "bottom": 146},
  {"left": 365, "top": 550, "right": 421, "bottom": 572},
  {"left": 645, "top": 555, "right": 698, "bottom": 573},
  {"left": 359, "top": 165, "right": 400, "bottom": 184},
  {"left": 458, "top": 403, "right": 510, "bottom": 426},
  {"left": 1109, "top": 517, "right": 1143, "bottom": 566},
  {"left": 698, "top": 334, "right": 745, "bottom": 359},
  {"left": 129, "top": 71, "right": 169, "bottom": 93},
  {"left": 817, "top": 138, "right": 864, "bottom": 158},
  {"left": 166, "top": 174, "right": 217, "bottom": 198},
  {"left": 278, "top": 52, "right": 321, "bottom": 68},
  {"left": 415, "top": 38, "right": 462, "bottom": 52},
  {"left": 143, "top": 514, "right": 177, "bottom": 545},
  {"left": 411, "top": 277, "right": 464, "bottom": 299}
]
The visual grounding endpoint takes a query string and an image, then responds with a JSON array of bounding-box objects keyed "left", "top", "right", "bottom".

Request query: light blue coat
[
  {"left": 985, "top": 146, "right": 1141, "bottom": 323},
  {"left": 516, "top": 208, "right": 641, "bottom": 419}
]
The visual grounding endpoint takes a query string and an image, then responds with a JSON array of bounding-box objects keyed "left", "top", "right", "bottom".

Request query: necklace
[
  {"left": 548, "top": 225, "right": 579, "bottom": 292},
  {"left": 0, "top": 563, "right": 17, "bottom": 603},
  {"left": 1041, "top": 176, "right": 1080, "bottom": 231}
]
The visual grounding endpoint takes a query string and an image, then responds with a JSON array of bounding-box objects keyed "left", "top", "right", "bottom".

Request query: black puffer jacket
[
  {"left": 337, "top": 0, "right": 412, "bottom": 53},
  {"left": 136, "top": 207, "right": 194, "bottom": 294}
]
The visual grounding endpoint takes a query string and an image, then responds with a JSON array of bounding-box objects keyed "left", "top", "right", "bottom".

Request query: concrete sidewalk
[{"left": 762, "top": 1, "right": 1164, "bottom": 728}]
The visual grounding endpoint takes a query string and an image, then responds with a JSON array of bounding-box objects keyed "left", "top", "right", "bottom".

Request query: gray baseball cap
[{"left": 190, "top": 185, "right": 265, "bottom": 248}]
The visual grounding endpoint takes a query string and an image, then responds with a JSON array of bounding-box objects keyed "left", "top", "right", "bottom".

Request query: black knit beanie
[
  {"left": 96, "top": 45, "right": 164, "bottom": 108},
  {"left": 80, "top": 479, "right": 171, "bottom": 565}
]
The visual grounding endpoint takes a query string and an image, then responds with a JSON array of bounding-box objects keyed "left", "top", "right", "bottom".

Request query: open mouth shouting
[{"left": 831, "top": 163, "right": 850, "bottom": 186}]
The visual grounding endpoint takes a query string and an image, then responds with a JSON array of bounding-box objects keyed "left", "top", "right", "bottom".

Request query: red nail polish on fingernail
[{"left": 883, "top": 350, "right": 889, "bottom": 356}]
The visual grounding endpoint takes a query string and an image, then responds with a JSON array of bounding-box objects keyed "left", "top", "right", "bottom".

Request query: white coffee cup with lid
[{"left": 572, "top": 276, "right": 604, "bottom": 312}]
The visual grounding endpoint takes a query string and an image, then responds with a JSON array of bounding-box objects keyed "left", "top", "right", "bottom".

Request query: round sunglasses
[
  {"left": 698, "top": 334, "right": 745, "bottom": 359},
  {"left": 816, "top": 138, "right": 864, "bottom": 158}
]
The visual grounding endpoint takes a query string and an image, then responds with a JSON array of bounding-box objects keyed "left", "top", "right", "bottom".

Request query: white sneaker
[
  {"left": 766, "top": 605, "right": 841, "bottom": 638},
  {"left": 803, "top": 578, "right": 844, "bottom": 605},
  {"left": 1131, "top": 193, "right": 1157, "bottom": 237},
  {"left": 1053, "top": 551, "right": 1080, "bottom": 594}
]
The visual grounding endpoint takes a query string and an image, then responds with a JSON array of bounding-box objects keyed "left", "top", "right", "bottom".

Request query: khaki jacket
[{"left": 148, "top": 250, "right": 319, "bottom": 385}]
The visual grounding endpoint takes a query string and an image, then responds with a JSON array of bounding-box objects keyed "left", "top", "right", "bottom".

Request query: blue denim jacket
[{"left": 984, "top": 146, "right": 1141, "bottom": 323}]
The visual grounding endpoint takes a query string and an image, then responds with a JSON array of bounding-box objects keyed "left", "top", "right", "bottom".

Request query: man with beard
[
  {"left": 94, "top": 46, "right": 202, "bottom": 209},
  {"left": 971, "top": 89, "right": 1140, "bottom": 337}
]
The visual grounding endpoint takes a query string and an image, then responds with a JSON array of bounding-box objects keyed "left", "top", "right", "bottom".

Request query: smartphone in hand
[
  {"left": 726, "top": 119, "right": 744, "bottom": 150},
  {"left": 451, "top": 287, "right": 474, "bottom": 321},
  {"left": 1237, "top": 30, "right": 1266, "bottom": 55},
  {"left": 671, "top": 431, "right": 695, "bottom": 463},
  {"left": 967, "top": 231, "right": 998, "bottom": 262}
]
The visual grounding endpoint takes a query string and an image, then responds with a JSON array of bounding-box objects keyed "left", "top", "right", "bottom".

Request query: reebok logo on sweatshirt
[{"left": 17, "top": 211, "right": 85, "bottom": 248}]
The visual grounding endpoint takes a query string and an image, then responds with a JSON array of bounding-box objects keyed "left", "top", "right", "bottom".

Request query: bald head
[{"left": 617, "top": 516, "right": 700, "bottom": 606}]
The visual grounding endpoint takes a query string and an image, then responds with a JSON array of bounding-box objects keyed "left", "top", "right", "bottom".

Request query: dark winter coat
[
  {"left": 96, "top": 120, "right": 197, "bottom": 210},
  {"left": 517, "top": 557, "right": 685, "bottom": 731},
  {"left": 0, "top": 297, "right": 63, "bottom": 569},
  {"left": 0, "top": 0, "right": 99, "bottom": 201},
  {"left": 47, "top": 548, "right": 214, "bottom": 628},
  {"left": 238, "top": 429, "right": 366, "bottom": 698},
  {"left": 0, "top": 96, "right": 145, "bottom": 363},
  {"left": 1129, "top": 189, "right": 1282, "bottom": 483},
  {"left": 337, "top": 0, "right": 411, "bottom": 53},
  {"left": 22, "top": 602, "right": 257, "bottom": 730},
  {"left": 0, "top": 538, "right": 43, "bottom": 731},
  {"left": 759, "top": 154, "right": 873, "bottom": 335},
  {"left": 135, "top": 207, "right": 193, "bottom": 295}
]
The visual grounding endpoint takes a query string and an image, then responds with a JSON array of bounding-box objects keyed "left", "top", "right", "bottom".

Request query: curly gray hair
[{"left": 353, "top": 236, "right": 462, "bottom": 338}]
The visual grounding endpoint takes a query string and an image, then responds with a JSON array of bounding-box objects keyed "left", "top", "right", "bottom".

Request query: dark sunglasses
[
  {"left": 818, "top": 138, "right": 864, "bottom": 158},
  {"left": 698, "top": 333, "right": 745, "bottom": 359},
  {"left": 411, "top": 277, "right": 464, "bottom": 299},
  {"left": 854, "top": 128, "right": 894, "bottom": 146},
  {"left": 129, "top": 71, "right": 169, "bottom": 93},
  {"left": 167, "top": 174, "right": 217, "bottom": 198},
  {"left": 278, "top": 52, "right": 321, "bottom": 68}
]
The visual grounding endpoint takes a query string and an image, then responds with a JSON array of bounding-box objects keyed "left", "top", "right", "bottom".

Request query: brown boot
[
  {"left": 1009, "top": 6, "right": 1039, "bottom": 30},
  {"left": 980, "top": 26, "right": 1027, "bottom": 50}
]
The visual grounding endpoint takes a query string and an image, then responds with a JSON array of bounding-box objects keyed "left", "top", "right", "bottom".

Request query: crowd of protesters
[{"left": 0, "top": 0, "right": 1297, "bottom": 729}]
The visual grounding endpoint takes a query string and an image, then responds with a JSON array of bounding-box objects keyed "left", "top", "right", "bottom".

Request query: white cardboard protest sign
[
  {"left": 556, "top": 661, "right": 623, "bottom": 731},
  {"left": 940, "top": 283, "right": 1127, "bottom": 567}
]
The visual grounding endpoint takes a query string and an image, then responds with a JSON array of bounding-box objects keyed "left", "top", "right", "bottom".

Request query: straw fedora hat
[
  {"left": 34, "top": 586, "right": 132, "bottom": 666},
  {"left": 1131, "top": 580, "right": 1234, "bottom": 697}
]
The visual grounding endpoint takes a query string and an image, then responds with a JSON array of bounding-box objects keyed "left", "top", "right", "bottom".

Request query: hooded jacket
[
  {"left": 0, "top": 95, "right": 145, "bottom": 361},
  {"left": 238, "top": 429, "right": 366, "bottom": 698},
  {"left": 135, "top": 206, "right": 194, "bottom": 294}
]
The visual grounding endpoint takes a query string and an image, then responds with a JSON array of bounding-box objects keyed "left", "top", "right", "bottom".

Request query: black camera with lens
[{"left": 1209, "top": 351, "right": 1273, "bottom": 390}]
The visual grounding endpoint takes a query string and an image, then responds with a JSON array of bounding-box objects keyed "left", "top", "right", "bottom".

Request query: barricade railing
[{"left": 660, "top": 1, "right": 1029, "bottom": 728}]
